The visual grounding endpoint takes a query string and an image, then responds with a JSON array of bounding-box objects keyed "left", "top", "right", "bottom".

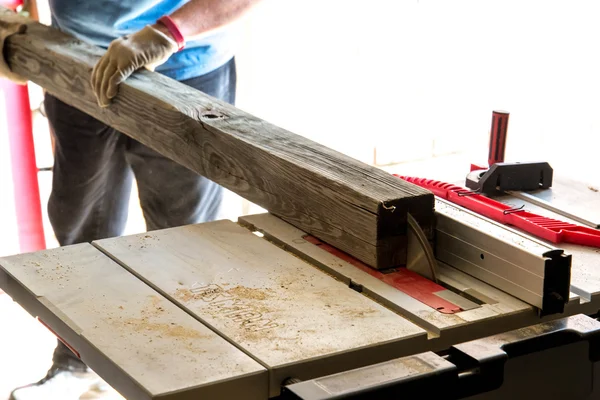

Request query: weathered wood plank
[
  {"left": 0, "top": 8, "right": 434, "bottom": 269},
  {"left": 0, "top": 244, "right": 268, "bottom": 400},
  {"left": 93, "top": 220, "right": 429, "bottom": 397}
]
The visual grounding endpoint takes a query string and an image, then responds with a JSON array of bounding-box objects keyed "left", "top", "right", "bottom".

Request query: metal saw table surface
[
  {"left": 0, "top": 244, "right": 267, "bottom": 400},
  {"left": 1, "top": 176, "right": 599, "bottom": 399}
]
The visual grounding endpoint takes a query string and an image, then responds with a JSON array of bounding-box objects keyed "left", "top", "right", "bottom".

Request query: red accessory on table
[
  {"left": 396, "top": 175, "right": 600, "bottom": 248},
  {"left": 157, "top": 15, "right": 185, "bottom": 51}
]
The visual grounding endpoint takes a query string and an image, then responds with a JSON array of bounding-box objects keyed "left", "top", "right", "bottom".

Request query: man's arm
[
  {"left": 91, "top": 0, "right": 261, "bottom": 107},
  {"left": 159, "top": 0, "right": 260, "bottom": 42}
]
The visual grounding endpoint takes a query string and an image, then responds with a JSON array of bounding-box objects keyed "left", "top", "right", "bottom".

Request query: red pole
[
  {"left": 488, "top": 110, "right": 510, "bottom": 167},
  {"left": 1, "top": 80, "right": 46, "bottom": 252},
  {"left": 1, "top": 0, "right": 45, "bottom": 254}
]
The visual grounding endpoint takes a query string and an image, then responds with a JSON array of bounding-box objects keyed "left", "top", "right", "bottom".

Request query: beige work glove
[
  {"left": 91, "top": 25, "right": 178, "bottom": 107},
  {"left": 0, "top": 14, "right": 28, "bottom": 84}
]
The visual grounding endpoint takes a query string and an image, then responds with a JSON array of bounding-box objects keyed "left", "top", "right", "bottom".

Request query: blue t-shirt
[{"left": 48, "top": 0, "right": 237, "bottom": 80}]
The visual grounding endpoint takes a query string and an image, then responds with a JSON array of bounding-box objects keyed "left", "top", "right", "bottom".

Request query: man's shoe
[
  {"left": 9, "top": 363, "right": 122, "bottom": 400},
  {"left": 79, "top": 380, "right": 124, "bottom": 400}
]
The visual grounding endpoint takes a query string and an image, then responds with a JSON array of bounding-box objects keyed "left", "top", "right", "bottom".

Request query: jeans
[{"left": 48, "top": 58, "right": 236, "bottom": 368}]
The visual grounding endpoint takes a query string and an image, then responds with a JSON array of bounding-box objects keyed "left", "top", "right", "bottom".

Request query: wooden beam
[{"left": 0, "top": 9, "right": 434, "bottom": 269}]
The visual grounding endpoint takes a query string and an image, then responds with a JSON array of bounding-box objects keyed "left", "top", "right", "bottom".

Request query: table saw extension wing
[{"left": 0, "top": 243, "right": 267, "bottom": 400}]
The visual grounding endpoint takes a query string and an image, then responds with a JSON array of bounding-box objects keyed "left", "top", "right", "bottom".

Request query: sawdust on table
[
  {"left": 150, "top": 295, "right": 162, "bottom": 308},
  {"left": 227, "top": 286, "right": 275, "bottom": 301},
  {"left": 235, "top": 327, "right": 280, "bottom": 343},
  {"left": 338, "top": 308, "right": 379, "bottom": 319},
  {"left": 173, "top": 286, "right": 283, "bottom": 343},
  {"left": 173, "top": 286, "right": 275, "bottom": 302},
  {"left": 140, "top": 295, "right": 166, "bottom": 316},
  {"left": 28, "top": 258, "right": 73, "bottom": 283},
  {"left": 108, "top": 295, "right": 208, "bottom": 354},
  {"left": 174, "top": 288, "right": 196, "bottom": 302},
  {"left": 417, "top": 309, "right": 463, "bottom": 326},
  {"left": 117, "top": 318, "right": 204, "bottom": 340}
]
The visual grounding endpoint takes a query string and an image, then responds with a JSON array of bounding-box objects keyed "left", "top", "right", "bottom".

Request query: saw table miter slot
[{"left": 0, "top": 7, "right": 434, "bottom": 270}]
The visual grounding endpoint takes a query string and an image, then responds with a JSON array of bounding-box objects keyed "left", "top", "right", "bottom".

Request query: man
[{"left": 0, "top": 0, "right": 260, "bottom": 398}]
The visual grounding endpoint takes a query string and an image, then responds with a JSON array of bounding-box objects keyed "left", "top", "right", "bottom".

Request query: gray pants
[{"left": 47, "top": 58, "right": 236, "bottom": 367}]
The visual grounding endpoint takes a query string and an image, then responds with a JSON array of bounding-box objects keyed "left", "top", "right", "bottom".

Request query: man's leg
[
  {"left": 48, "top": 93, "right": 134, "bottom": 367},
  {"left": 11, "top": 94, "right": 133, "bottom": 399},
  {"left": 126, "top": 58, "right": 237, "bottom": 229},
  {"left": 47, "top": 95, "right": 133, "bottom": 245}
]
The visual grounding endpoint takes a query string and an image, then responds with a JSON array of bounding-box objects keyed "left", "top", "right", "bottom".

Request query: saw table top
[
  {"left": 94, "top": 220, "right": 429, "bottom": 397},
  {"left": 0, "top": 176, "right": 598, "bottom": 399}
]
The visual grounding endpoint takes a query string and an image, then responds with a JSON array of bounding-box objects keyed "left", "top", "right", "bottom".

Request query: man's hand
[
  {"left": 91, "top": 25, "right": 178, "bottom": 107},
  {"left": 0, "top": 14, "right": 28, "bottom": 84},
  {"left": 91, "top": 0, "right": 261, "bottom": 107}
]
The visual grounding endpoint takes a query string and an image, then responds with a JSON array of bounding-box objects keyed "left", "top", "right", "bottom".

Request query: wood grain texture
[{"left": 0, "top": 8, "right": 434, "bottom": 269}]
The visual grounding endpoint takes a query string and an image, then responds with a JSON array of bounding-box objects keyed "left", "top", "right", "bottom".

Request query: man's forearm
[{"left": 156, "top": 0, "right": 261, "bottom": 42}]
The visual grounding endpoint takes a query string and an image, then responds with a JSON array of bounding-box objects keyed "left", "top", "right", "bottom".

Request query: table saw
[{"left": 1, "top": 175, "right": 599, "bottom": 400}]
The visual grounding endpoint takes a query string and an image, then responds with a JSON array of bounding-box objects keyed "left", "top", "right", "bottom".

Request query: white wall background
[{"left": 236, "top": 0, "right": 600, "bottom": 180}]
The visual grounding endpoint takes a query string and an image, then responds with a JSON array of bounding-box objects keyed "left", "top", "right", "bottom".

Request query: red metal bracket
[{"left": 488, "top": 110, "right": 509, "bottom": 166}]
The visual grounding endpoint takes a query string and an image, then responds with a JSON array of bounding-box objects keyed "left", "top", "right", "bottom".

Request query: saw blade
[{"left": 406, "top": 213, "right": 438, "bottom": 282}]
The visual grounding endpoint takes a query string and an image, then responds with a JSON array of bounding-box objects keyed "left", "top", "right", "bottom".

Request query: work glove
[
  {"left": 91, "top": 25, "right": 178, "bottom": 107},
  {"left": 0, "top": 13, "right": 27, "bottom": 84}
]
